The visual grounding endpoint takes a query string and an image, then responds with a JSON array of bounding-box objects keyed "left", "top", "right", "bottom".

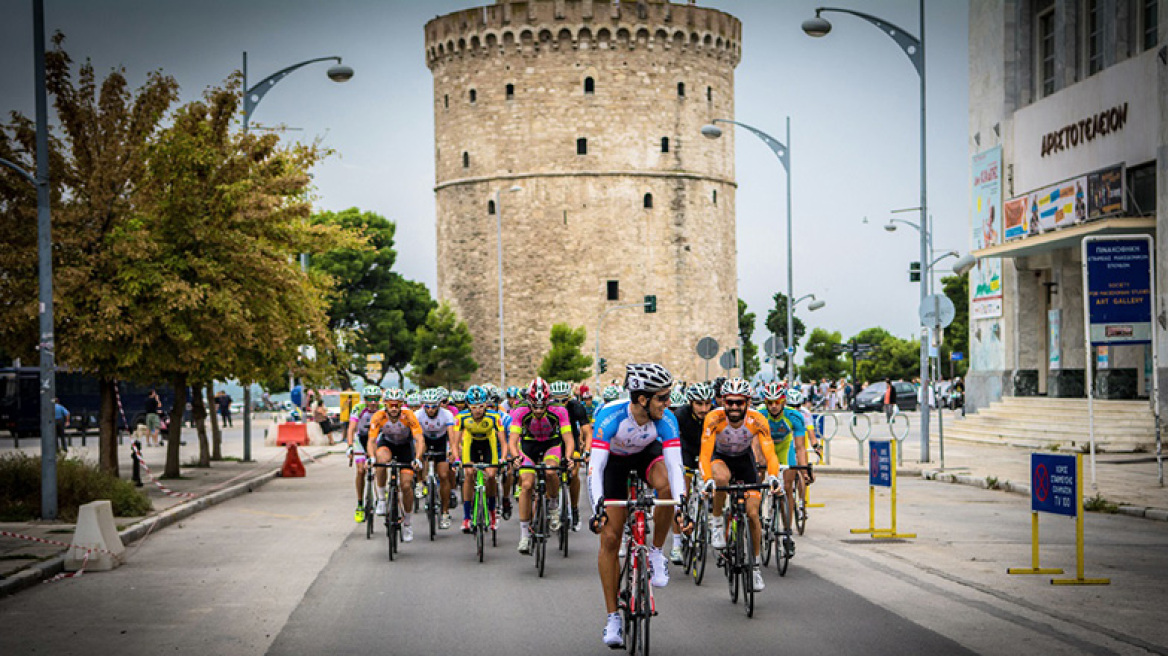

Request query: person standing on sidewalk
[
  {"left": 145, "top": 390, "right": 162, "bottom": 447},
  {"left": 53, "top": 398, "right": 70, "bottom": 453},
  {"left": 882, "top": 378, "right": 897, "bottom": 422},
  {"left": 216, "top": 390, "right": 233, "bottom": 428}
]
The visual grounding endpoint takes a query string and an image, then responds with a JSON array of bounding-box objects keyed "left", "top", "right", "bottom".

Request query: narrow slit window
[
  {"left": 506, "top": 83, "right": 515, "bottom": 99},
  {"left": 577, "top": 138, "right": 588, "bottom": 155},
  {"left": 488, "top": 200, "right": 496, "bottom": 215},
  {"left": 712, "top": 189, "right": 717, "bottom": 205},
  {"left": 462, "top": 152, "right": 469, "bottom": 168},
  {"left": 707, "top": 86, "right": 712, "bottom": 101},
  {"left": 444, "top": 94, "right": 449, "bottom": 108},
  {"left": 661, "top": 137, "right": 669, "bottom": 153},
  {"left": 469, "top": 88, "right": 477, "bottom": 103},
  {"left": 607, "top": 280, "right": 620, "bottom": 301},
  {"left": 584, "top": 77, "right": 595, "bottom": 94},
  {"left": 677, "top": 82, "right": 685, "bottom": 97},
  {"left": 643, "top": 193, "right": 653, "bottom": 209}
]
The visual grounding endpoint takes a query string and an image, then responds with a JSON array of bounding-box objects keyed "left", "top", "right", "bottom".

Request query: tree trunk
[
  {"left": 191, "top": 383, "right": 211, "bottom": 468},
  {"left": 207, "top": 385, "right": 222, "bottom": 461},
  {"left": 98, "top": 379, "right": 118, "bottom": 477},
  {"left": 164, "top": 374, "right": 187, "bottom": 478}
]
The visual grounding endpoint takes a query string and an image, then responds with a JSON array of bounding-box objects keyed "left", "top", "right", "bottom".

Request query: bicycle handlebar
[
  {"left": 370, "top": 462, "right": 414, "bottom": 469},
  {"left": 604, "top": 498, "right": 678, "bottom": 508},
  {"left": 714, "top": 483, "right": 771, "bottom": 492}
]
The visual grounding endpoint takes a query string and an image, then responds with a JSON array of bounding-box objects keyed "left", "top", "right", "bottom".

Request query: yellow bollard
[{"left": 1051, "top": 454, "right": 1110, "bottom": 585}]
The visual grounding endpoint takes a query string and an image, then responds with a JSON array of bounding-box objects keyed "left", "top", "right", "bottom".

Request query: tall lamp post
[
  {"left": 240, "top": 51, "right": 352, "bottom": 461},
  {"left": 804, "top": 3, "right": 933, "bottom": 461},
  {"left": 494, "top": 185, "right": 522, "bottom": 389},
  {"left": 702, "top": 118, "right": 796, "bottom": 385}
]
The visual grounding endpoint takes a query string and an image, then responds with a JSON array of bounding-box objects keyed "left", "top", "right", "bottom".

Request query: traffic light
[
  {"left": 909, "top": 261, "right": 921, "bottom": 283},
  {"left": 644, "top": 295, "right": 657, "bottom": 313},
  {"left": 599, "top": 357, "right": 608, "bottom": 374}
]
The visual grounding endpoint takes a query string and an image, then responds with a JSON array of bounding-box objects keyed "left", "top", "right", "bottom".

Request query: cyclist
[
  {"left": 503, "top": 385, "right": 523, "bottom": 413},
  {"left": 699, "top": 377, "right": 781, "bottom": 592},
  {"left": 452, "top": 385, "right": 505, "bottom": 532},
  {"left": 510, "top": 377, "right": 574, "bottom": 555},
  {"left": 416, "top": 388, "right": 458, "bottom": 529},
  {"left": 406, "top": 391, "right": 422, "bottom": 413},
  {"left": 669, "top": 381, "right": 714, "bottom": 563},
  {"left": 482, "top": 386, "right": 516, "bottom": 519},
  {"left": 588, "top": 363, "right": 689, "bottom": 649},
  {"left": 551, "top": 380, "right": 592, "bottom": 531},
  {"left": 759, "top": 383, "right": 807, "bottom": 557},
  {"left": 592, "top": 384, "right": 621, "bottom": 420},
  {"left": 669, "top": 388, "right": 686, "bottom": 411},
  {"left": 450, "top": 390, "right": 468, "bottom": 416},
  {"left": 367, "top": 388, "right": 425, "bottom": 542},
  {"left": 346, "top": 384, "right": 382, "bottom": 523},
  {"left": 788, "top": 388, "right": 822, "bottom": 462},
  {"left": 577, "top": 384, "right": 597, "bottom": 416}
]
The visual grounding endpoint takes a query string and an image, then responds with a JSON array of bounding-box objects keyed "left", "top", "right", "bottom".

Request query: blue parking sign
[
  {"left": 1031, "top": 453, "right": 1076, "bottom": 517},
  {"left": 869, "top": 441, "right": 891, "bottom": 487}
]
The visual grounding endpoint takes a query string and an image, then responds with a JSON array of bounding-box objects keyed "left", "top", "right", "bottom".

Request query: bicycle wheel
[
  {"left": 475, "top": 496, "right": 485, "bottom": 563},
  {"left": 364, "top": 476, "right": 375, "bottom": 540},
  {"left": 760, "top": 495, "right": 774, "bottom": 567},
  {"left": 742, "top": 520, "right": 755, "bottom": 618},
  {"left": 427, "top": 475, "right": 438, "bottom": 541},
  {"left": 387, "top": 487, "right": 398, "bottom": 561},
  {"left": 727, "top": 521, "right": 739, "bottom": 604},
  {"left": 775, "top": 495, "right": 790, "bottom": 576},
  {"left": 691, "top": 502, "right": 708, "bottom": 586},
  {"left": 638, "top": 549, "right": 652, "bottom": 656},
  {"left": 560, "top": 487, "right": 571, "bottom": 558},
  {"left": 795, "top": 482, "right": 808, "bottom": 536},
  {"left": 535, "top": 498, "right": 547, "bottom": 577}
]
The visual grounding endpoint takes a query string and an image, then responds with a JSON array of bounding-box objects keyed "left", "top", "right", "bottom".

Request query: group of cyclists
[{"left": 343, "top": 363, "right": 820, "bottom": 649}]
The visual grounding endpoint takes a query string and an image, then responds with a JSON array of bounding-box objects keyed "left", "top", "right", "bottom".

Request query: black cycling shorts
[
  {"left": 463, "top": 440, "right": 496, "bottom": 466},
  {"left": 602, "top": 441, "right": 665, "bottom": 501},
  {"left": 712, "top": 450, "right": 758, "bottom": 485},
  {"left": 681, "top": 447, "right": 699, "bottom": 471},
  {"left": 376, "top": 438, "right": 414, "bottom": 465},
  {"left": 422, "top": 436, "right": 448, "bottom": 462}
]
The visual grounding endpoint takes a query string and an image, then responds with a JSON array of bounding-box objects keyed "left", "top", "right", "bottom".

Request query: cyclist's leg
[
  {"left": 374, "top": 444, "right": 392, "bottom": 498},
  {"left": 728, "top": 452, "right": 763, "bottom": 558},
  {"left": 643, "top": 446, "right": 673, "bottom": 551},
  {"left": 354, "top": 456, "right": 367, "bottom": 503},
  {"left": 544, "top": 445, "right": 563, "bottom": 502},
  {"left": 709, "top": 458, "right": 731, "bottom": 520},
  {"left": 390, "top": 443, "right": 416, "bottom": 514},
  {"left": 598, "top": 452, "right": 632, "bottom": 614}
]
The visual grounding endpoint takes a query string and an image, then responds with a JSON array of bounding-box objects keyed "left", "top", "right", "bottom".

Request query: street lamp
[
  {"left": 239, "top": 51, "right": 352, "bottom": 462},
  {"left": 495, "top": 185, "right": 522, "bottom": 389},
  {"left": 805, "top": 2, "right": 933, "bottom": 462},
  {"left": 703, "top": 117, "right": 796, "bottom": 386}
]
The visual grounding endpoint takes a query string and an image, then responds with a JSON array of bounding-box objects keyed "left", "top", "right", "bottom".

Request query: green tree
[
  {"left": 411, "top": 302, "right": 478, "bottom": 388},
  {"left": 738, "top": 299, "right": 760, "bottom": 379},
  {"left": 765, "top": 292, "right": 806, "bottom": 379},
  {"left": 0, "top": 34, "right": 179, "bottom": 476},
  {"left": 941, "top": 273, "right": 969, "bottom": 377},
  {"left": 801, "top": 328, "right": 845, "bottom": 381},
  {"left": 538, "top": 324, "right": 594, "bottom": 382},
  {"left": 310, "top": 208, "right": 434, "bottom": 387},
  {"left": 850, "top": 327, "right": 920, "bottom": 383}
]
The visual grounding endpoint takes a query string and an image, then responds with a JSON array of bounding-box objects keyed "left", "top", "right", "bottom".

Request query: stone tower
[{"left": 425, "top": 0, "right": 741, "bottom": 387}]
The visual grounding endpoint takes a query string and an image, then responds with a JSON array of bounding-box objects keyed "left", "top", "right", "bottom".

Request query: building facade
[
  {"left": 967, "top": 0, "right": 1165, "bottom": 410},
  {"left": 424, "top": 0, "right": 741, "bottom": 387}
]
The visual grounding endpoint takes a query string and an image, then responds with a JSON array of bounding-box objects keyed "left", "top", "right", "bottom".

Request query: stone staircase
[{"left": 944, "top": 396, "right": 1157, "bottom": 453}]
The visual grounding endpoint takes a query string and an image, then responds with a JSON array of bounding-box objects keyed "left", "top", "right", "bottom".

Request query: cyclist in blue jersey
[{"left": 758, "top": 382, "right": 807, "bottom": 556}]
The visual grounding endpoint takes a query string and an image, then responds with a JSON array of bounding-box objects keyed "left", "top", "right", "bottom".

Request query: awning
[{"left": 972, "top": 216, "right": 1156, "bottom": 259}]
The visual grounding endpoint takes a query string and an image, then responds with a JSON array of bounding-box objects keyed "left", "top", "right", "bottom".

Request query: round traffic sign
[
  {"left": 718, "top": 349, "right": 737, "bottom": 369},
  {"left": 696, "top": 336, "right": 719, "bottom": 360},
  {"left": 763, "top": 335, "right": 785, "bottom": 357},
  {"left": 919, "top": 293, "right": 956, "bottom": 328}
]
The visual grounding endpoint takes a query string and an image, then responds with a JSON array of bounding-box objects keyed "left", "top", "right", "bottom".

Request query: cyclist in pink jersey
[{"left": 509, "top": 377, "right": 575, "bottom": 554}]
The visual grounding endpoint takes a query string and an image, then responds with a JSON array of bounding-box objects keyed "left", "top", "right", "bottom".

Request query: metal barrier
[
  {"left": 813, "top": 413, "right": 839, "bottom": 465},
  {"left": 847, "top": 413, "right": 871, "bottom": 463},
  {"left": 887, "top": 411, "right": 910, "bottom": 465}
]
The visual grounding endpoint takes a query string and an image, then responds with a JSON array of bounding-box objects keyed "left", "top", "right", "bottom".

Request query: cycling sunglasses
[{"left": 723, "top": 397, "right": 748, "bottom": 407}]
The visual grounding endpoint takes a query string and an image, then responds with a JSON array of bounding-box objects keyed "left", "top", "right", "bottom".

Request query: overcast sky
[{"left": 1, "top": 0, "right": 970, "bottom": 354}]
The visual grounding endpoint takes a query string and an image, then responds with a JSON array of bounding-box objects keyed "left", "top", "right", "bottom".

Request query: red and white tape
[
  {"left": 0, "top": 529, "right": 117, "bottom": 582},
  {"left": 130, "top": 444, "right": 196, "bottom": 498}
]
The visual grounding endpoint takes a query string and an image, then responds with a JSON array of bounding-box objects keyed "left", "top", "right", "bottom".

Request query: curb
[
  {"left": 0, "top": 449, "right": 330, "bottom": 597},
  {"left": 921, "top": 468, "right": 1168, "bottom": 522}
]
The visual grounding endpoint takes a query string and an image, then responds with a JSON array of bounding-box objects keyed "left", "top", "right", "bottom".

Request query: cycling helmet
[
  {"left": 465, "top": 385, "right": 488, "bottom": 405},
  {"left": 420, "top": 388, "right": 443, "bottom": 405},
  {"left": 685, "top": 382, "right": 715, "bottom": 402},
  {"left": 577, "top": 384, "right": 591, "bottom": 398},
  {"left": 406, "top": 392, "right": 421, "bottom": 406},
  {"left": 506, "top": 386, "right": 521, "bottom": 399},
  {"left": 451, "top": 390, "right": 467, "bottom": 403},
  {"left": 713, "top": 377, "right": 727, "bottom": 397},
  {"left": 526, "top": 377, "right": 552, "bottom": 406},
  {"left": 785, "top": 388, "right": 804, "bottom": 406},
  {"left": 669, "top": 389, "right": 685, "bottom": 406},
  {"left": 721, "top": 377, "right": 752, "bottom": 398},
  {"left": 602, "top": 385, "right": 621, "bottom": 402},
  {"left": 362, "top": 384, "right": 382, "bottom": 400},
  {"left": 549, "top": 380, "right": 572, "bottom": 400},
  {"left": 484, "top": 383, "right": 503, "bottom": 403},
  {"left": 382, "top": 388, "right": 405, "bottom": 402},
  {"left": 435, "top": 386, "right": 450, "bottom": 402},
  {"left": 624, "top": 363, "right": 673, "bottom": 393},
  {"left": 761, "top": 381, "right": 785, "bottom": 401}
]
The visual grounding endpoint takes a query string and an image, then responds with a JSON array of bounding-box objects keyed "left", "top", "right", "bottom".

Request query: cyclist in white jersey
[{"left": 415, "top": 388, "right": 458, "bottom": 529}]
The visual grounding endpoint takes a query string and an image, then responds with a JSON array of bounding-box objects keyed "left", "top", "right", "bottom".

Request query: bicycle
[
  {"left": 462, "top": 461, "right": 497, "bottom": 562},
  {"left": 605, "top": 476, "right": 678, "bottom": 655},
  {"left": 421, "top": 449, "right": 445, "bottom": 541},
  {"left": 360, "top": 454, "right": 376, "bottom": 540},
  {"left": 371, "top": 461, "right": 413, "bottom": 561},
  {"left": 680, "top": 467, "right": 709, "bottom": 586},
  {"left": 714, "top": 482, "right": 769, "bottom": 618},
  {"left": 558, "top": 456, "right": 587, "bottom": 558},
  {"left": 522, "top": 461, "right": 567, "bottom": 578}
]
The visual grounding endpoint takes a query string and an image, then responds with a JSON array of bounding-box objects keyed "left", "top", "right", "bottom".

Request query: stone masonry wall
[{"left": 426, "top": 0, "right": 741, "bottom": 386}]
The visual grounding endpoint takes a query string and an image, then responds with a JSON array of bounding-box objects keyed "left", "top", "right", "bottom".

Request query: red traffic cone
[{"left": 281, "top": 443, "right": 306, "bottom": 478}]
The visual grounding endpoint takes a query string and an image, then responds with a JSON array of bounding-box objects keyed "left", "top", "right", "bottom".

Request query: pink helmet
[{"left": 526, "top": 377, "right": 552, "bottom": 406}]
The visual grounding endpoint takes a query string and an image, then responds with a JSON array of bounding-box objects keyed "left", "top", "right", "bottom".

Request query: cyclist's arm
[
  {"left": 487, "top": 417, "right": 500, "bottom": 466},
  {"left": 581, "top": 422, "right": 593, "bottom": 454},
  {"left": 508, "top": 421, "right": 522, "bottom": 464},
  {"left": 660, "top": 412, "right": 685, "bottom": 503},
  {"left": 367, "top": 411, "right": 387, "bottom": 456},
  {"left": 588, "top": 427, "right": 610, "bottom": 510},
  {"left": 754, "top": 417, "right": 780, "bottom": 478},
  {"left": 698, "top": 414, "right": 718, "bottom": 482},
  {"left": 558, "top": 411, "right": 575, "bottom": 462},
  {"left": 406, "top": 411, "right": 425, "bottom": 461},
  {"left": 793, "top": 416, "right": 809, "bottom": 470}
]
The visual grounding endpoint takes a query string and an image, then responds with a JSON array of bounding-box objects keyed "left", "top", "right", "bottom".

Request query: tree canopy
[
  {"left": 765, "top": 292, "right": 806, "bottom": 379},
  {"left": 801, "top": 328, "right": 846, "bottom": 381},
  {"left": 538, "top": 324, "right": 594, "bottom": 382},
  {"left": 849, "top": 327, "right": 920, "bottom": 383},
  {"left": 738, "top": 299, "right": 760, "bottom": 379},
  {"left": 941, "top": 273, "right": 969, "bottom": 377},
  {"left": 411, "top": 302, "right": 478, "bottom": 388}
]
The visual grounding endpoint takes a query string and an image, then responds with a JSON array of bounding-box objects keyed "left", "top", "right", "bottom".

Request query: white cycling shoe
[
  {"left": 549, "top": 512, "right": 562, "bottom": 532},
  {"left": 402, "top": 525, "right": 414, "bottom": 543},
  {"left": 517, "top": 536, "right": 532, "bottom": 554},
  {"left": 752, "top": 566, "right": 765, "bottom": 591},
  {"left": 375, "top": 499, "right": 386, "bottom": 516},
  {"left": 603, "top": 613, "right": 624, "bottom": 649},
  {"left": 648, "top": 547, "right": 670, "bottom": 587},
  {"left": 709, "top": 516, "right": 727, "bottom": 549}
]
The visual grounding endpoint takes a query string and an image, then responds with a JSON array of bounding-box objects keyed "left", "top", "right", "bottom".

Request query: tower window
[
  {"left": 677, "top": 82, "right": 685, "bottom": 97},
  {"left": 506, "top": 83, "right": 515, "bottom": 99},
  {"left": 469, "top": 88, "right": 477, "bottom": 103},
  {"left": 584, "top": 77, "right": 595, "bottom": 94},
  {"left": 444, "top": 94, "right": 449, "bottom": 108},
  {"left": 707, "top": 86, "right": 712, "bottom": 101},
  {"left": 661, "top": 137, "right": 669, "bottom": 153},
  {"left": 643, "top": 193, "right": 653, "bottom": 209},
  {"left": 577, "top": 138, "right": 588, "bottom": 155},
  {"left": 712, "top": 189, "right": 717, "bottom": 205},
  {"left": 462, "top": 152, "right": 469, "bottom": 168},
  {"left": 607, "top": 280, "right": 620, "bottom": 301},
  {"left": 488, "top": 200, "right": 496, "bottom": 215}
]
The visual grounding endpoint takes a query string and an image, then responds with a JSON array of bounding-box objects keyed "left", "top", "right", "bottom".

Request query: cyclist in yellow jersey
[{"left": 452, "top": 385, "right": 508, "bottom": 533}]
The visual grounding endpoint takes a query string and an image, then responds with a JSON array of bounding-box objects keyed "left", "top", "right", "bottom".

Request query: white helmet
[
  {"left": 624, "top": 363, "right": 673, "bottom": 393},
  {"left": 721, "top": 377, "right": 752, "bottom": 398}
]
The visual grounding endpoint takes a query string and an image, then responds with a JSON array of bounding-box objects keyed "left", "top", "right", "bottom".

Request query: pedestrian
[
  {"left": 216, "top": 390, "right": 234, "bottom": 428},
  {"left": 145, "top": 389, "right": 162, "bottom": 447},
  {"left": 882, "top": 378, "right": 898, "bottom": 422},
  {"left": 53, "top": 398, "right": 70, "bottom": 453}
]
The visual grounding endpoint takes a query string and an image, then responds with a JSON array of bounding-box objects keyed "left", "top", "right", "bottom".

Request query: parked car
[{"left": 851, "top": 381, "right": 918, "bottom": 413}]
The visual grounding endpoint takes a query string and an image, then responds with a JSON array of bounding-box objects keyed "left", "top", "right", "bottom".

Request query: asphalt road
[{"left": 2, "top": 453, "right": 1166, "bottom": 656}]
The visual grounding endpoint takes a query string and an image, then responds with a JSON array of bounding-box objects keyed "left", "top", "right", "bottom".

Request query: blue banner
[
  {"left": 1031, "top": 453, "right": 1077, "bottom": 517},
  {"left": 869, "top": 441, "right": 891, "bottom": 488},
  {"left": 1085, "top": 237, "right": 1153, "bottom": 345}
]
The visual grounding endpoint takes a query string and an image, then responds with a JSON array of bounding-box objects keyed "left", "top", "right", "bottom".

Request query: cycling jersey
[
  {"left": 559, "top": 399, "right": 592, "bottom": 449},
  {"left": 457, "top": 411, "right": 502, "bottom": 465},
  {"left": 759, "top": 405, "right": 805, "bottom": 467},
  {"left": 673, "top": 404, "right": 705, "bottom": 469},
  {"left": 370, "top": 408, "right": 423, "bottom": 446},
  {"left": 699, "top": 407, "right": 779, "bottom": 482},
  {"left": 588, "top": 400, "right": 685, "bottom": 507},
  {"left": 348, "top": 403, "right": 378, "bottom": 453},
  {"left": 510, "top": 406, "right": 571, "bottom": 442}
]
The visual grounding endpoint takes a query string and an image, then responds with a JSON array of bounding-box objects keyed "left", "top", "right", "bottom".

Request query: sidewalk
[
  {"left": 813, "top": 408, "right": 1168, "bottom": 518},
  {"left": 0, "top": 422, "right": 340, "bottom": 589}
]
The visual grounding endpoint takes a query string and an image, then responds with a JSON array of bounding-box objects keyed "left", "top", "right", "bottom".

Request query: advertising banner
[
  {"left": 1087, "top": 164, "right": 1125, "bottom": 220},
  {"left": 1003, "top": 197, "right": 1028, "bottom": 240},
  {"left": 1006, "top": 176, "right": 1088, "bottom": 240},
  {"left": 970, "top": 147, "right": 1003, "bottom": 319},
  {"left": 1049, "top": 309, "right": 1061, "bottom": 369},
  {"left": 1084, "top": 236, "right": 1153, "bottom": 345}
]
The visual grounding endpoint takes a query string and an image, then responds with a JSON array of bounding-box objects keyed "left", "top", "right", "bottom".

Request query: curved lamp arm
[
  {"left": 0, "top": 157, "right": 37, "bottom": 186},
  {"left": 710, "top": 118, "right": 789, "bottom": 171},
  {"left": 244, "top": 56, "right": 344, "bottom": 124},
  {"left": 812, "top": 7, "right": 923, "bottom": 76},
  {"left": 885, "top": 217, "right": 921, "bottom": 233}
]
